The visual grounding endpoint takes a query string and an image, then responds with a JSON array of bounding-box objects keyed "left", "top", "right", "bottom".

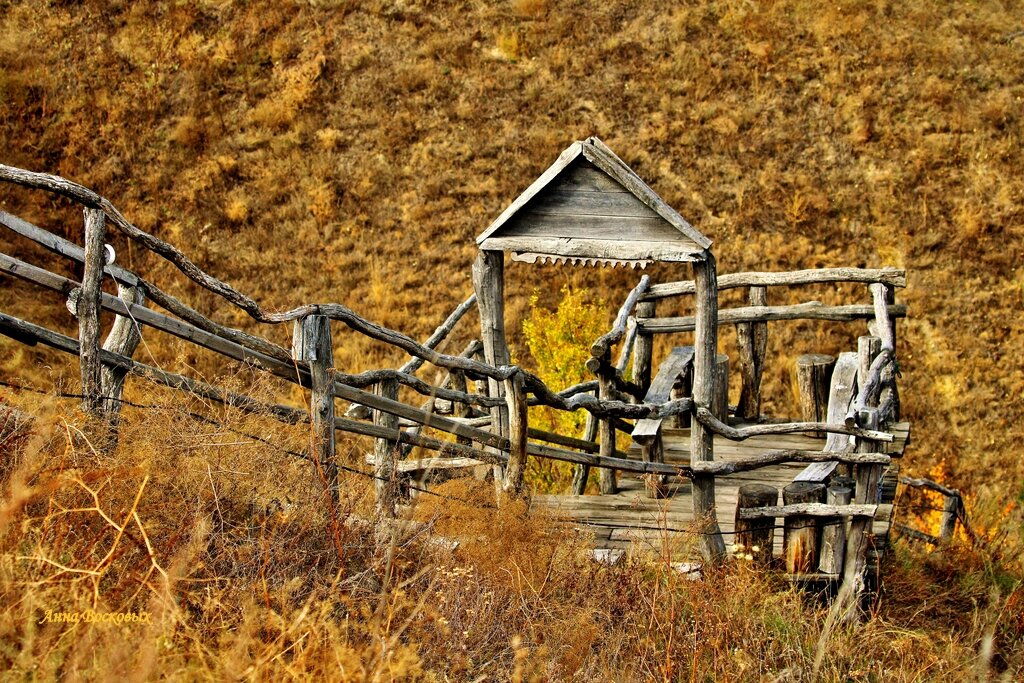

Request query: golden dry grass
[{"left": 1, "top": 0, "right": 1023, "bottom": 678}]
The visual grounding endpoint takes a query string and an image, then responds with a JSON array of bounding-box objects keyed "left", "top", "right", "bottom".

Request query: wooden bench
[{"left": 631, "top": 346, "right": 695, "bottom": 469}]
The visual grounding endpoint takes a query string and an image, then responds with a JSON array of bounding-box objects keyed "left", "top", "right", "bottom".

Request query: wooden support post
[
  {"left": 857, "top": 336, "right": 882, "bottom": 407},
  {"left": 838, "top": 407, "right": 882, "bottom": 617},
  {"left": 598, "top": 351, "right": 617, "bottom": 495},
  {"left": 818, "top": 480, "right": 853, "bottom": 574},
  {"left": 736, "top": 286, "right": 767, "bottom": 421},
  {"left": 99, "top": 283, "right": 145, "bottom": 422},
  {"left": 840, "top": 515, "right": 872, "bottom": 622},
  {"left": 783, "top": 481, "right": 826, "bottom": 574},
  {"left": 503, "top": 371, "right": 528, "bottom": 496},
  {"left": 939, "top": 494, "right": 960, "bottom": 542},
  {"left": 570, "top": 393, "right": 599, "bottom": 495},
  {"left": 373, "top": 377, "right": 401, "bottom": 520},
  {"left": 735, "top": 484, "right": 778, "bottom": 566},
  {"left": 632, "top": 300, "right": 656, "bottom": 394},
  {"left": 472, "top": 250, "right": 509, "bottom": 486},
  {"left": 854, "top": 408, "right": 882, "bottom": 505},
  {"left": 292, "top": 316, "right": 339, "bottom": 504},
  {"left": 797, "top": 354, "right": 836, "bottom": 437},
  {"left": 79, "top": 207, "right": 106, "bottom": 415},
  {"left": 691, "top": 254, "right": 727, "bottom": 562},
  {"left": 713, "top": 353, "right": 729, "bottom": 421}
]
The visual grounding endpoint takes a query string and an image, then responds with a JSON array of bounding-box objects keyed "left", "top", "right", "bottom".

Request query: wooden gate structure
[{"left": 0, "top": 138, "right": 912, "bottom": 616}]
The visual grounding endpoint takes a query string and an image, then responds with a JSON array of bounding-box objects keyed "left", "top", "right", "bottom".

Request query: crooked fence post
[
  {"left": 99, "top": 283, "right": 145, "bottom": 429},
  {"left": 841, "top": 406, "right": 881, "bottom": 621},
  {"left": 597, "top": 351, "right": 618, "bottom": 495},
  {"left": 939, "top": 493, "right": 961, "bottom": 542},
  {"left": 472, "top": 250, "right": 509, "bottom": 490},
  {"left": 373, "top": 376, "right": 401, "bottom": 523},
  {"left": 502, "top": 370, "right": 528, "bottom": 496},
  {"left": 292, "top": 315, "right": 338, "bottom": 505},
  {"left": 570, "top": 397, "right": 599, "bottom": 495},
  {"left": 79, "top": 207, "right": 106, "bottom": 416}
]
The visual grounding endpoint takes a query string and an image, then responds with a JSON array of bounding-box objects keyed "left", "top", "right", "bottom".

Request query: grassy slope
[{"left": 1, "top": 1, "right": 1023, "bottom": 677}]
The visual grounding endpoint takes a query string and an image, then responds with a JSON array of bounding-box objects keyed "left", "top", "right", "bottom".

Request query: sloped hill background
[{"left": 1, "top": 0, "right": 1022, "bottom": 511}]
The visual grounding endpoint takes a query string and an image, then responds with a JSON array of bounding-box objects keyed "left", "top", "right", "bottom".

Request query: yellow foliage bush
[{"left": 521, "top": 285, "right": 606, "bottom": 492}]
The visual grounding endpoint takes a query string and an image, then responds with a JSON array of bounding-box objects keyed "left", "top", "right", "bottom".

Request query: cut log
[
  {"left": 735, "top": 484, "right": 778, "bottom": 566},
  {"left": 818, "top": 481, "right": 853, "bottom": 574},
  {"left": 783, "top": 481, "right": 826, "bottom": 574},
  {"left": 797, "top": 354, "right": 835, "bottom": 437}
]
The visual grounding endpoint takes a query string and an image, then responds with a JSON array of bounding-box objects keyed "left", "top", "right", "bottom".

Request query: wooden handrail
[
  {"left": 638, "top": 302, "right": 907, "bottom": 333},
  {"left": 642, "top": 267, "right": 907, "bottom": 300}
]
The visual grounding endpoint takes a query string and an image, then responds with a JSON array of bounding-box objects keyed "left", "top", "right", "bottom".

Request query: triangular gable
[{"left": 477, "top": 137, "right": 711, "bottom": 265}]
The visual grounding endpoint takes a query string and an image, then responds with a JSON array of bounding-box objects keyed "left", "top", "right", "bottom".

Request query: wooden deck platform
[{"left": 534, "top": 422, "right": 910, "bottom": 564}]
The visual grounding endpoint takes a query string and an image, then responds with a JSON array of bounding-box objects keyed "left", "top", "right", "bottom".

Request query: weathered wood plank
[
  {"left": 527, "top": 189, "right": 662, "bottom": 218},
  {"left": 639, "top": 303, "right": 908, "bottom": 333},
  {"left": 482, "top": 236, "right": 705, "bottom": 263},
  {"left": 504, "top": 213, "right": 694, "bottom": 242},
  {"left": 0, "top": 210, "right": 139, "bottom": 287},
  {"left": 824, "top": 352, "right": 860, "bottom": 455},
  {"left": 632, "top": 346, "right": 696, "bottom": 441},
  {"left": 598, "top": 352, "right": 618, "bottom": 495},
  {"left": 643, "top": 268, "right": 908, "bottom": 300}
]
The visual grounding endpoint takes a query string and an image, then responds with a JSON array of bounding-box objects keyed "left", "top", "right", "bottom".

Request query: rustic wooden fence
[{"left": 0, "top": 164, "right": 908, "bottom": 615}]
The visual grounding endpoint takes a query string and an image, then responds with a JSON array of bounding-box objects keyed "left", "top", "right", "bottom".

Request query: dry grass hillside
[{"left": 1, "top": 0, "right": 1023, "bottom": 679}]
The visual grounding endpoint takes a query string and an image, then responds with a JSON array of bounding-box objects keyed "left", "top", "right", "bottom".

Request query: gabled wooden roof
[{"left": 477, "top": 137, "right": 711, "bottom": 266}]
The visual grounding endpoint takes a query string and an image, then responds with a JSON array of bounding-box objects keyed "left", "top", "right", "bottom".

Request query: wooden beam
[
  {"left": 689, "top": 449, "right": 889, "bottom": 476},
  {"left": 638, "top": 302, "right": 907, "bottom": 333},
  {"left": 642, "top": 267, "right": 908, "bottom": 300}
]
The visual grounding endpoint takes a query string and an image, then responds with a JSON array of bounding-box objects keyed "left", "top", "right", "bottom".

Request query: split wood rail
[{"left": 0, "top": 165, "right": 907, "bottom": 611}]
